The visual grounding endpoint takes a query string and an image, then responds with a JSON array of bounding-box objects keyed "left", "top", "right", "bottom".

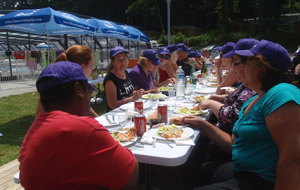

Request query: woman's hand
[
  {"left": 168, "top": 77, "right": 176, "bottom": 84},
  {"left": 182, "top": 116, "right": 205, "bottom": 129},
  {"left": 149, "top": 88, "right": 159, "bottom": 93},
  {"left": 208, "top": 94, "right": 226, "bottom": 103},
  {"left": 132, "top": 90, "right": 142, "bottom": 101},
  {"left": 198, "top": 99, "right": 214, "bottom": 110}
]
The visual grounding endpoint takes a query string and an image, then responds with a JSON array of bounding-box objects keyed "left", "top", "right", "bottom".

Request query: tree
[
  {"left": 254, "top": 0, "right": 287, "bottom": 34},
  {"left": 126, "top": 0, "right": 163, "bottom": 31}
]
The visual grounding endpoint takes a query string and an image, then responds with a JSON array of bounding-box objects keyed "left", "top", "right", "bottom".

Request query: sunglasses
[{"left": 159, "top": 54, "right": 171, "bottom": 60}]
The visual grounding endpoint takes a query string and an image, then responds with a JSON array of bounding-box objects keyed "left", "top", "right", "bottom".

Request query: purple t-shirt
[{"left": 129, "top": 64, "right": 154, "bottom": 90}]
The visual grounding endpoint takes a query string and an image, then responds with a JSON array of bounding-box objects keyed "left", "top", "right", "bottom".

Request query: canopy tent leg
[
  {"left": 93, "top": 37, "right": 103, "bottom": 50},
  {"left": 6, "top": 32, "right": 13, "bottom": 77},
  {"left": 28, "top": 34, "right": 31, "bottom": 51},
  {"left": 106, "top": 37, "right": 109, "bottom": 65},
  {"left": 64, "top": 34, "right": 68, "bottom": 50}
]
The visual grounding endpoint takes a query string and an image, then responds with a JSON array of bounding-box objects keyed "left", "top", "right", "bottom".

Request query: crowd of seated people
[{"left": 20, "top": 39, "right": 300, "bottom": 190}]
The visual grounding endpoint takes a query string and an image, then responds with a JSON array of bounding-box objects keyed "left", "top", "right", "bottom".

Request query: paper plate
[
  {"left": 95, "top": 114, "right": 127, "bottom": 127},
  {"left": 120, "top": 101, "right": 151, "bottom": 111},
  {"left": 120, "top": 136, "right": 138, "bottom": 147},
  {"left": 194, "top": 88, "right": 216, "bottom": 94},
  {"left": 173, "top": 107, "right": 208, "bottom": 116},
  {"left": 110, "top": 129, "right": 138, "bottom": 147},
  {"left": 142, "top": 93, "right": 167, "bottom": 100},
  {"left": 148, "top": 126, "right": 194, "bottom": 140},
  {"left": 191, "top": 95, "right": 208, "bottom": 103}
]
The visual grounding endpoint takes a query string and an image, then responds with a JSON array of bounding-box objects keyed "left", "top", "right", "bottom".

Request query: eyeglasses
[
  {"left": 115, "top": 57, "right": 128, "bottom": 63},
  {"left": 159, "top": 55, "right": 170, "bottom": 60}
]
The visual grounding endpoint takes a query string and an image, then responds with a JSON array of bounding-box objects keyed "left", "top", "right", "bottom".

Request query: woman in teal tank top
[{"left": 193, "top": 40, "right": 300, "bottom": 190}]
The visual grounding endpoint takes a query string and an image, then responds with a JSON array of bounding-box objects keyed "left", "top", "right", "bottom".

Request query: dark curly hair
[{"left": 247, "top": 55, "right": 294, "bottom": 92}]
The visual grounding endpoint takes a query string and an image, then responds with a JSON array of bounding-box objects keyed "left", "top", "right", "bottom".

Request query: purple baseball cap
[
  {"left": 222, "top": 42, "right": 235, "bottom": 58},
  {"left": 157, "top": 47, "right": 170, "bottom": 55},
  {"left": 231, "top": 38, "right": 259, "bottom": 57},
  {"left": 176, "top": 43, "right": 189, "bottom": 52},
  {"left": 110, "top": 46, "right": 129, "bottom": 59},
  {"left": 36, "top": 61, "right": 98, "bottom": 93},
  {"left": 189, "top": 51, "right": 201, "bottom": 58},
  {"left": 296, "top": 49, "right": 300, "bottom": 57},
  {"left": 142, "top": 49, "right": 162, "bottom": 66},
  {"left": 167, "top": 44, "right": 178, "bottom": 53},
  {"left": 214, "top": 46, "right": 222, "bottom": 52},
  {"left": 241, "top": 40, "right": 292, "bottom": 71}
]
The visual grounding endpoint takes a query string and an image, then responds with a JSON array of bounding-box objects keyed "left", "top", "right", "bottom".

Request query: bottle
[
  {"left": 176, "top": 66, "right": 185, "bottom": 85},
  {"left": 175, "top": 66, "right": 185, "bottom": 98},
  {"left": 205, "top": 58, "right": 212, "bottom": 77},
  {"left": 201, "top": 61, "right": 207, "bottom": 76},
  {"left": 190, "top": 60, "right": 196, "bottom": 85},
  {"left": 186, "top": 76, "right": 191, "bottom": 85}
]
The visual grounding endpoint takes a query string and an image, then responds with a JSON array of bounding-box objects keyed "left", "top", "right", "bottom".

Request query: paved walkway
[{"left": 0, "top": 79, "right": 37, "bottom": 98}]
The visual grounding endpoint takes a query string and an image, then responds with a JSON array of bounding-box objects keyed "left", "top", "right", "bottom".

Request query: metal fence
[{"left": 0, "top": 33, "right": 148, "bottom": 82}]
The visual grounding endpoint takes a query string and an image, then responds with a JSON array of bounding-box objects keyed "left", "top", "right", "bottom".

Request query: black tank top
[{"left": 103, "top": 71, "right": 134, "bottom": 111}]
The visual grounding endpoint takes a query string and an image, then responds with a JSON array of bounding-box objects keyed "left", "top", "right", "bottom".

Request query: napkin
[
  {"left": 140, "top": 132, "right": 154, "bottom": 144},
  {"left": 174, "top": 138, "right": 195, "bottom": 146}
]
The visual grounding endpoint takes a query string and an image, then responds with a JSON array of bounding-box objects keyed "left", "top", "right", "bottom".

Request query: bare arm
[
  {"left": 216, "top": 69, "right": 238, "bottom": 95},
  {"left": 105, "top": 80, "right": 141, "bottom": 110},
  {"left": 208, "top": 94, "right": 227, "bottom": 103},
  {"left": 89, "top": 107, "right": 99, "bottom": 117},
  {"left": 198, "top": 99, "right": 224, "bottom": 119},
  {"left": 194, "top": 60, "right": 203, "bottom": 70},
  {"left": 165, "top": 61, "right": 176, "bottom": 78},
  {"left": 266, "top": 101, "right": 300, "bottom": 190},
  {"left": 182, "top": 116, "right": 233, "bottom": 152},
  {"left": 153, "top": 78, "right": 176, "bottom": 87},
  {"left": 121, "top": 160, "right": 139, "bottom": 190}
]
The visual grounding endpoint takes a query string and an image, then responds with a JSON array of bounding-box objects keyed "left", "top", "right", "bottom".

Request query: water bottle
[
  {"left": 176, "top": 66, "right": 185, "bottom": 84},
  {"left": 205, "top": 58, "right": 212, "bottom": 77},
  {"left": 176, "top": 66, "right": 185, "bottom": 98}
]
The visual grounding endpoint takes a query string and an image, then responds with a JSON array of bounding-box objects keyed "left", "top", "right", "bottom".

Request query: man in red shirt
[{"left": 18, "top": 61, "right": 139, "bottom": 190}]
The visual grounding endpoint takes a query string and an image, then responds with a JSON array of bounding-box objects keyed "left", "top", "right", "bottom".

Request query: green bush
[
  {"left": 157, "top": 30, "right": 250, "bottom": 49},
  {"left": 156, "top": 29, "right": 297, "bottom": 52}
]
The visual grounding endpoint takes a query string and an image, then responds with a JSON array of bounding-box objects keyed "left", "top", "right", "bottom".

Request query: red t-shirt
[
  {"left": 158, "top": 67, "right": 170, "bottom": 83},
  {"left": 19, "top": 111, "right": 136, "bottom": 190}
]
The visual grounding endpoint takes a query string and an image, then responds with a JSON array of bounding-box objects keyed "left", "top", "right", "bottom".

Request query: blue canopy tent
[
  {"left": 0, "top": 7, "right": 96, "bottom": 36},
  {"left": 0, "top": 7, "right": 97, "bottom": 76},
  {"left": 85, "top": 18, "right": 129, "bottom": 38},
  {"left": 136, "top": 29, "right": 150, "bottom": 43},
  {"left": 120, "top": 25, "right": 150, "bottom": 43}
]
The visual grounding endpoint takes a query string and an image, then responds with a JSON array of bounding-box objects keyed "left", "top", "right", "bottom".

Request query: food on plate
[
  {"left": 169, "top": 116, "right": 184, "bottom": 125},
  {"left": 142, "top": 93, "right": 166, "bottom": 99},
  {"left": 158, "top": 86, "right": 171, "bottom": 92},
  {"left": 157, "top": 125, "right": 183, "bottom": 138},
  {"left": 192, "top": 95, "right": 206, "bottom": 102},
  {"left": 206, "top": 82, "right": 217, "bottom": 87},
  {"left": 176, "top": 107, "right": 203, "bottom": 115},
  {"left": 208, "top": 77, "right": 217, "bottom": 82},
  {"left": 110, "top": 128, "right": 135, "bottom": 142}
]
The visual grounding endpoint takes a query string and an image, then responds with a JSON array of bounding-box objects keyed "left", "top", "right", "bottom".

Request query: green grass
[
  {"left": 0, "top": 92, "right": 39, "bottom": 166},
  {"left": 0, "top": 92, "right": 107, "bottom": 166}
]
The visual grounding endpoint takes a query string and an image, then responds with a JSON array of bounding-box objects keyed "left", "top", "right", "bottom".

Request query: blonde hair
[{"left": 139, "top": 56, "right": 148, "bottom": 66}]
